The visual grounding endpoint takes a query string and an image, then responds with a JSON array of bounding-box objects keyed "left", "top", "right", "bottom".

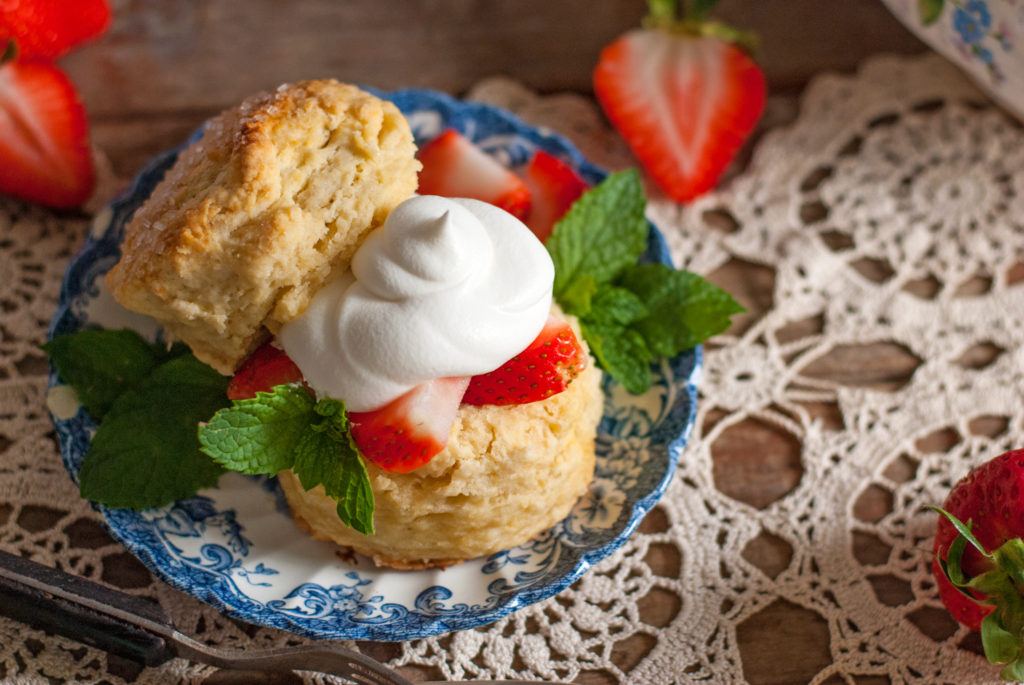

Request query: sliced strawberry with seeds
[
  {"left": 521, "top": 150, "right": 588, "bottom": 243},
  {"left": 0, "top": 0, "right": 111, "bottom": 60},
  {"left": 417, "top": 128, "right": 532, "bottom": 220},
  {"left": 593, "top": 28, "right": 765, "bottom": 203},
  {"left": 463, "top": 316, "right": 587, "bottom": 406},
  {"left": 0, "top": 53, "right": 95, "bottom": 208},
  {"left": 349, "top": 376, "right": 470, "bottom": 473},
  {"left": 227, "top": 341, "right": 306, "bottom": 400}
]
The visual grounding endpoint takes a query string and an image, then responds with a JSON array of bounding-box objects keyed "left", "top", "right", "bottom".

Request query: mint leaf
[
  {"left": 202, "top": 390, "right": 375, "bottom": 534},
  {"left": 581, "top": 320, "right": 653, "bottom": 394},
  {"left": 43, "top": 328, "right": 165, "bottom": 419},
  {"left": 199, "top": 384, "right": 315, "bottom": 475},
  {"left": 588, "top": 285, "right": 648, "bottom": 325},
  {"left": 545, "top": 170, "right": 745, "bottom": 393},
  {"left": 547, "top": 169, "right": 648, "bottom": 298},
  {"left": 558, "top": 274, "right": 598, "bottom": 318},
  {"left": 617, "top": 263, "right": 745, "bottom": 357},
  {"left": 293, "top": 406, "right": 374, "bottom": 536},
  {"left": 78, "top": 355, "right": 230, "bottom": 509}
]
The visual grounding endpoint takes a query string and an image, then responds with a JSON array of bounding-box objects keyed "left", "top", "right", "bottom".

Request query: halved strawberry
[
  {"left": 463, "top": 316, "right": 587, "bottom": 406},
  {"left": 417, "top": 128, "right": 532, "bottom": 220},
  {"left": 227, "top": 342, "right": 306, "bottom": 400},
  {"left": 0, "top": 51, "right": 94, "bottom": 208},
  {"left": 593, "top": 25, "right": 765, "bottom": 203},
  {"left": 0, "top": 0, "right": 111, "bottom": 59},
  {"left": 521, "top": 150, "right": 588, "bottom": 243},
  {"left": 348, "top": 376, "right": 470, "bottom": 473}
]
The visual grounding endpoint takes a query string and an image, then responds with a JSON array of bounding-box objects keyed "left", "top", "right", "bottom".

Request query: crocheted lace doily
[{"left": 1, "top": 52, "right": 1021, "bottom": 684}]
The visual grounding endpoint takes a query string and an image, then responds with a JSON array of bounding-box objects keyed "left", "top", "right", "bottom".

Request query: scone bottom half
[{"left": 280, "top": 350, "right": 603, "bottom": 570}]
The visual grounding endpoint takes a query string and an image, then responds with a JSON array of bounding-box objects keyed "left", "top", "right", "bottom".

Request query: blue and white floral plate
[
  {"left": 47, "top": 88, "right": 700, "bottom": 641},
  {"left": 881, "top": 0, "right": 1024, "bottom": 121}
]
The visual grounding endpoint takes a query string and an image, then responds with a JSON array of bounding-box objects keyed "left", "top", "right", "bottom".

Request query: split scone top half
[{"left": 105, "top": 80, "right": 602, "bottom": 569}]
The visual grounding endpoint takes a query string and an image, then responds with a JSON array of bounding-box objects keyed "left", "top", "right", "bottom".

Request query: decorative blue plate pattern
[{"left": 47, "top": 88, "right": 701, "bottom": 641}]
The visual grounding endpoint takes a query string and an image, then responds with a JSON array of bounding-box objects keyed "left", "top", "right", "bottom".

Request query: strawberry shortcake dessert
[{"left": 105, "top": 79, "right": 602, "bottom": 569}]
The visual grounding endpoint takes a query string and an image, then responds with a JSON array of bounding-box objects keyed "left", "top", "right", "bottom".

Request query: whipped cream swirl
[{"left": 278, "top": 195, "right": 554, "bottom": 411}]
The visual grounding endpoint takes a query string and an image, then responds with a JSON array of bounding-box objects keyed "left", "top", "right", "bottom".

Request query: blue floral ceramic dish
[
  {"left": 47, "top": 88, "right": 701, "bottom": 641},
  {"left": 882, "top": 0, "right": 1024, "bottom": 120}
]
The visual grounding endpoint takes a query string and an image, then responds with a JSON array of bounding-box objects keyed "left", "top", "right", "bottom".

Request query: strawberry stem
[{"left": 642, "top": 0, "right": 759, "bottom": 55}]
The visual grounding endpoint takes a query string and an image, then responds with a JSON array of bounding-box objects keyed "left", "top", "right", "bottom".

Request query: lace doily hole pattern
[
  {"left": 735, "top": 599, "right": 832, "bottom": 685},
  {"left": 709, "top": 415, "right": 803, "bottom": 510}
]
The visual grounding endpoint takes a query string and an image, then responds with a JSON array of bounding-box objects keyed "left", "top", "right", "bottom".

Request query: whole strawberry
[
  {"left": 931, "top": 448, "right": 1024, "bottom": 680},
  {"left": 593, "top": 0, "right": 765, "bottom": 203}
]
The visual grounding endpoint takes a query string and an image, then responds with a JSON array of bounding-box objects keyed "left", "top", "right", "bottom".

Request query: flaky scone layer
[
  {"left": 106, "top": 80, "right": 420, "bottom": 373},
  {"left": 280, "top": 356, "right": 603, "bottom": 569}
]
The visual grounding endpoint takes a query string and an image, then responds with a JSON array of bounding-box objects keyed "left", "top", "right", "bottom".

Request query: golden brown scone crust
[
  {"left": 105, "top": 80, "right": 420, "bottom": 373},
  {"left": 279, "top": 356, "right": 603, "bottom": 569}
]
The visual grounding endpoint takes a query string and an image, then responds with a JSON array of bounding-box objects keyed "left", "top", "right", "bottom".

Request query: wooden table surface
[{"left": 47, "top": 1, "right": 941, "bottom": 683}]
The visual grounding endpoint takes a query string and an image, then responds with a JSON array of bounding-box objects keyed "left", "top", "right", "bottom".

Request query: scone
[
  {"left": 280, "top": 335, "right": 603, "bottom": 569},
  {"left": 106, "top": 80, "right": 420, "bottom": 373},
  {"left": 104, "top": 79, "right": 602, "bottom": 569}
]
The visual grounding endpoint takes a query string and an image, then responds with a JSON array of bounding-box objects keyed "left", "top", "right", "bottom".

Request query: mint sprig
[
  {"left": 199, "top": 386, "right": 374, "bottom": 535},
  {"left": 45, "top": 330, "right": 231, "bottom": 509},
  {"left": 45, "top": 329, "right": 373, "bottom": 534},
  {"left": 547, "top": 169, "right": 744, "bottom": 393}
]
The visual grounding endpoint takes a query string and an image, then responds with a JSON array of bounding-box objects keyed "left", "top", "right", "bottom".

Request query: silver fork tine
[{"left": 170, "top": 632, "right": 415, "bottom": 685}]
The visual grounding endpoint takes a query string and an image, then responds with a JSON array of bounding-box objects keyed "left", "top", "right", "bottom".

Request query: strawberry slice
[
  {"left": 0, "top": 53, "right": 94, "bottom": 208},
  {"left": 593, "top": 27, "right": 765, "bottom": 203},
  {"left": 521, "top": 150, "right": 588, "bottom": 243},
  {"left": 227, "top": 342, "right": 306, "bottom": 400},
  {"left": 417, "top": 128, "right": 532, "bottom": 220},
  {"left": 463, "top": 316, "right": 587, "bottom": 406},
  {"left": 348, "top": 376, "right": 470, "bottom": 473},
  {"left": 0, "top": 0, "right": 111, "bottom": 59}
]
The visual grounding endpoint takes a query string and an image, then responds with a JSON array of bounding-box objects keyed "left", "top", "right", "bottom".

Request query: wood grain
[{"left": 61, "top": 0, "right": 927, "bottom": 177}]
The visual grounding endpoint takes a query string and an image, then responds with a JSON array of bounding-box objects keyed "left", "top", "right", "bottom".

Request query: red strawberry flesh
[
  {"left": 462, "top": 315, "right": 587, "bottom": 406},
  {"left": 0, "top": 0, "right": 111, "bottom": 59},
  {"left": 0, "top": 58, "right": 94, "bottom": 208},
  {"left": 593, "top": 29, "right": 765, "bottom": 203},
  {"left": 417, "top": 128, "right": 532, "bottom": 220},
  {"left": 522, "top": 150, "right": 588, "bottom": 243},
  {"left": 348, "top": 376, "right": 470, "bottom": 473},
  {"left": 227, "top": 341, "right": 306, "bottom": 400}
]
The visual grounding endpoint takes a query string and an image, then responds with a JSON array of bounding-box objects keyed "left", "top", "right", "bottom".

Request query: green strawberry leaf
[
  {"left": 995, "top": 538, "right": 1024, "bottom": 585},
  {"left": 199, "top": 384, "right": 315, "bottom": 475},
  {"left": 982, "top": 612, "right": 1020, "bottom": 666},
  {"left": 1001, "top": 656, "right": 1024, "bottom": 681},
  {"left": 931, "top": 507, "right": 992, "bottom": 560},
  {"left": 944, "top": 532, "right": 970, "bottom": 587},
  {"left": 78, "top": 355, "right": 230, "bottom": 509}
]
